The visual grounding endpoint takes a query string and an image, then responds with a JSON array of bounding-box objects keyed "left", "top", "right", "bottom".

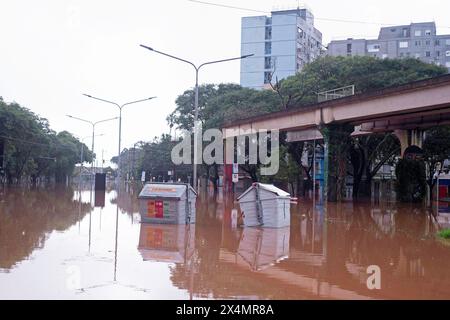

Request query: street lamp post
[
  {"left": 140, "top": 44, "right": 253, "bottom": 191},
  {"left": 81, "top": 95, "right": 156, "bottom": 182},
  {"left": 79, "top": 134, "right": 104, "bottom": 178},
  {"left": 67, "top": 115, "right": 118, "bottom": 177}
]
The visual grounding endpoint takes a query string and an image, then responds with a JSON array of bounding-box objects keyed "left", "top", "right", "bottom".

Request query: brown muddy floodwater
[{"left": 1, "top": 185, "right": 450, "bottom": 300}]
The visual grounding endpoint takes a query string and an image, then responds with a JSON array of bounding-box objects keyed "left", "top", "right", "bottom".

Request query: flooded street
[{"left": 1, "top": 185, "right": 450, "bottom": 300}]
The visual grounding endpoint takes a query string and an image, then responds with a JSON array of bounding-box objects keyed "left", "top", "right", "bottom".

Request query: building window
[
  {"left": 437, "top": 51, "right": 441, "bottom": 57},
  {"left": 265, "top": 42, "right": 271, "bottom": 55},
  {"left": 264, "top": 71, "right": 271, "bottom": 84},
  {"left": 402, "top": 28, "right": 409, "bottom": 37},
  {"left": 446, "top": 39, "right": 450, "bottom": 45},
  {"left": 390, "top": 28, "right": 397, "bottom": 32},
  {"left": 435, "top": 40, "right": 441, "bottom": 46},
  {"left": 446, "top": 62, "right": 450, "bottom": 68},
  {"left": 426, "top": 51, "right": 431, "bottom": 57},
  {"left": 414, "top": 30, "right": 422, "bottom": 37},
  {"left": 367, "top": 44, "right": 380, "bottom": 52},
  {"left": 399, "top": 41, "right": 409, "bottom": 48},
  {"left": 347, "top": 43, "right": 352, "bottom": 53},
  {"left": 265, "top": 26, "right": 272, "bottom": 40},
  {"left": 446, "top": 51, "right": 450, "bottom": 57},
  {"left": 425, "top": 30, "right": 432, "bottom": 36},
  {"left": 264, "top": 57, "right": 272, "bottom": 69},
  {"left": 426, "top": 40, "right": 431, "bottom": 46},
  {"left": 298, "top": 27, "right": 304, "bottom": 38},
  {"left": 265, "top": 17, "right": 272, "bottom": 25},
  {"left": 415, "top": 40, "right": 421, "bottom": 46}
]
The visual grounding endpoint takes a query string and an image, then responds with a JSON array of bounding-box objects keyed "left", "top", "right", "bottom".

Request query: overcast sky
[{"left": 1, "top": 0, "right": 450, "bottom": 165}]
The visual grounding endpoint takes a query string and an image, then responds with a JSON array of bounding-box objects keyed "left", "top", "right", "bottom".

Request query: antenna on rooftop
[{"left": 272, "top": 2, "right": 309, "bottom": 12}]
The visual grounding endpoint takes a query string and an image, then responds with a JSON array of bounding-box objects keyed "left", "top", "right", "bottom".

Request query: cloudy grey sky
[{"left": 1, "top": 0, "right": 450, "bottom": 164}]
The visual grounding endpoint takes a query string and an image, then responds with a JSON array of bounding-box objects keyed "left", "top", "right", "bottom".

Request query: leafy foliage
[
  {"left": 395, "top": 159, "right": 427, "bottom": 202},
  {"left": 438, "top": 229, "right": 450, "bottom": 239},
  {"left": 274, "top": 56, "right": 446, "bottom": 197},
  {"left": 0, "top": 97, "right": 92, "bottom": 184},
  {"left": 168, "top": 83, "right": 280, "bottom": 131},
  {"left": 277, "top": 56, "right": 447, "bottom": 109},
  {"left": 423, "top": 126, "right": 450, "bottom": 200},
  {"left": 134, "top": 56, "right": 448, "bottom": 197}
]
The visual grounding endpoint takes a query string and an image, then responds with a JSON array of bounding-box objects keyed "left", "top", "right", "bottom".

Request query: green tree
[
  {"left": 0, "top": 98, "right": 92, "bottom": 184},
  {"left": 349, "top": 134, "right": 400, "bottom": 198},
  {"left": 277, "top": 56, "right": 447, "bottom": 109},
  {"left": 275, "top": 56, "right": 447, "bottom": 197},
  {"left": 396, "top": 159, "right": 427, "bottom": 202},
  {"left": 168, "top": 84, "right": 280, "bottom": 189},
  {"left": 137, "top": 134, "right": 191, "bottom": 182},
  {"left": 423, "top": 126, "right": 450, "bottom": 202}
]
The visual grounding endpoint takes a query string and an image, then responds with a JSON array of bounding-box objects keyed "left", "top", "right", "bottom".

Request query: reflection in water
[
  {"left": 236, "top": 227, "right": 290, "bottom": 271},
  {"left": 1, "top": 185, "right": 450, "bottom": 299},
  {"left": 138, "top": 224, "right": 195, "bottom": 264},
  {"left": 0, "top": 187, "right": 91, "bottom": 271}
]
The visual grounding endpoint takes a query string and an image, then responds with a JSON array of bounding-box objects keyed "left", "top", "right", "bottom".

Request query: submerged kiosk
[
  {"left": 138, "top": 183, "right": 197, "bottom": 224},
  {"left": 237, "top": 183, "right": 292, "bottom": 228}
]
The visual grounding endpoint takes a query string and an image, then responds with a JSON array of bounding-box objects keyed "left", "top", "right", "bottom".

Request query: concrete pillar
[
  {"left": 394, "top": 129, "right": 425, "bottom": 156},
  {"left": 320, "top": 123, "right": 354, "bottom": 202}
]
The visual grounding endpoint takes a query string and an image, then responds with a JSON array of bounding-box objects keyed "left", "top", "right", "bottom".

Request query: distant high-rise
[
  {"left": 240, "top": 6, "right": 323, "bottom": 90},
  {"left": 327, "top": 22, "right": 450, "bottom": 71}
]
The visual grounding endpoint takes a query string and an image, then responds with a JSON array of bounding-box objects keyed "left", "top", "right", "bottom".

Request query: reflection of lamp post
[
  {"left": 82, "top": 95, "right": 156, "bottom": 182},
  {"left": 140, "top": 44, "right": 253, "bottom": 191},
  {"left": 81, "top": 95, "right": 155, "bottom": 281},
  {"left": 68, "top": 115, "right": 117, "bottom": 177}
]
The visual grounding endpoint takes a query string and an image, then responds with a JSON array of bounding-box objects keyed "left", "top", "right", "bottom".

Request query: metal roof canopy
[
  {"left": 138, "top": 182, "right": 197, "bottom": 200},
  {"left": 237, "top": 183, "right": 290, "bottom": 201}
]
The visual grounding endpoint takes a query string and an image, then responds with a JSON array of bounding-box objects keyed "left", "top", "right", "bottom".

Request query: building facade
[
  {"left": 327, "top": 22, "right": 450, "bottom": 71},
  {"left": 240, "top": 7, "right": 323, "bottom": 90}
]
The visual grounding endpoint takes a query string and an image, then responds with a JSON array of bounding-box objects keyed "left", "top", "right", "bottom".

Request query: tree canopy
[
  {"left": 0, "top": 97, "right": 92, "bottom": 184},
  {"left": 276, "top": 56, "right": 447, "bottom": 109},
  {"left": 166, "top": 56, "right": 447, "bottom": 195}
]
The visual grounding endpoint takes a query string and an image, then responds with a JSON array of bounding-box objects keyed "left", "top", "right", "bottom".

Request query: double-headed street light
[
  {"left": 67, "top": 115, "right": 118, "bottom": 176},
  {"left": 140, "top": 44, "right": 254, "bottom": 191},
  {"left": 79, "top": 134, "right": 105, "bottom": 170},
  {"left": 82, "top": 95, "right": 156, "bottom": 181}
]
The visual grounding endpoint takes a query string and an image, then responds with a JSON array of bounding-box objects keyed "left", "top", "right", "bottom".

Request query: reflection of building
[
  {"left": 138, "top": 224, "right": 195, "bottom": 263},
  {"left": 370, "top": 208, "right": 396, "bottom": 235},
  {"left": 237, "top": 227, "right": 290, "bottom": 271}
]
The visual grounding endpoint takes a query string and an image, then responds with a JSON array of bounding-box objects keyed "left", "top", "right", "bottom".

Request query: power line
[
  {"left": 187, "top": 0, "right": 450, "bottom": 29},
  {"left": 0, "top": 135, "right": 50, "bottom": 147},
  {"left": 0, "top": 134, "right": 86, "bottom": 152}
]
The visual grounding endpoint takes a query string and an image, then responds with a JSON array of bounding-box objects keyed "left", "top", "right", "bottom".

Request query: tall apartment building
[
  {"left": 327, "top": 22, "right": 450, "bottom": 71},
  {"left": 240, "top": 7, "right": 323, "bottom": 90}
]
